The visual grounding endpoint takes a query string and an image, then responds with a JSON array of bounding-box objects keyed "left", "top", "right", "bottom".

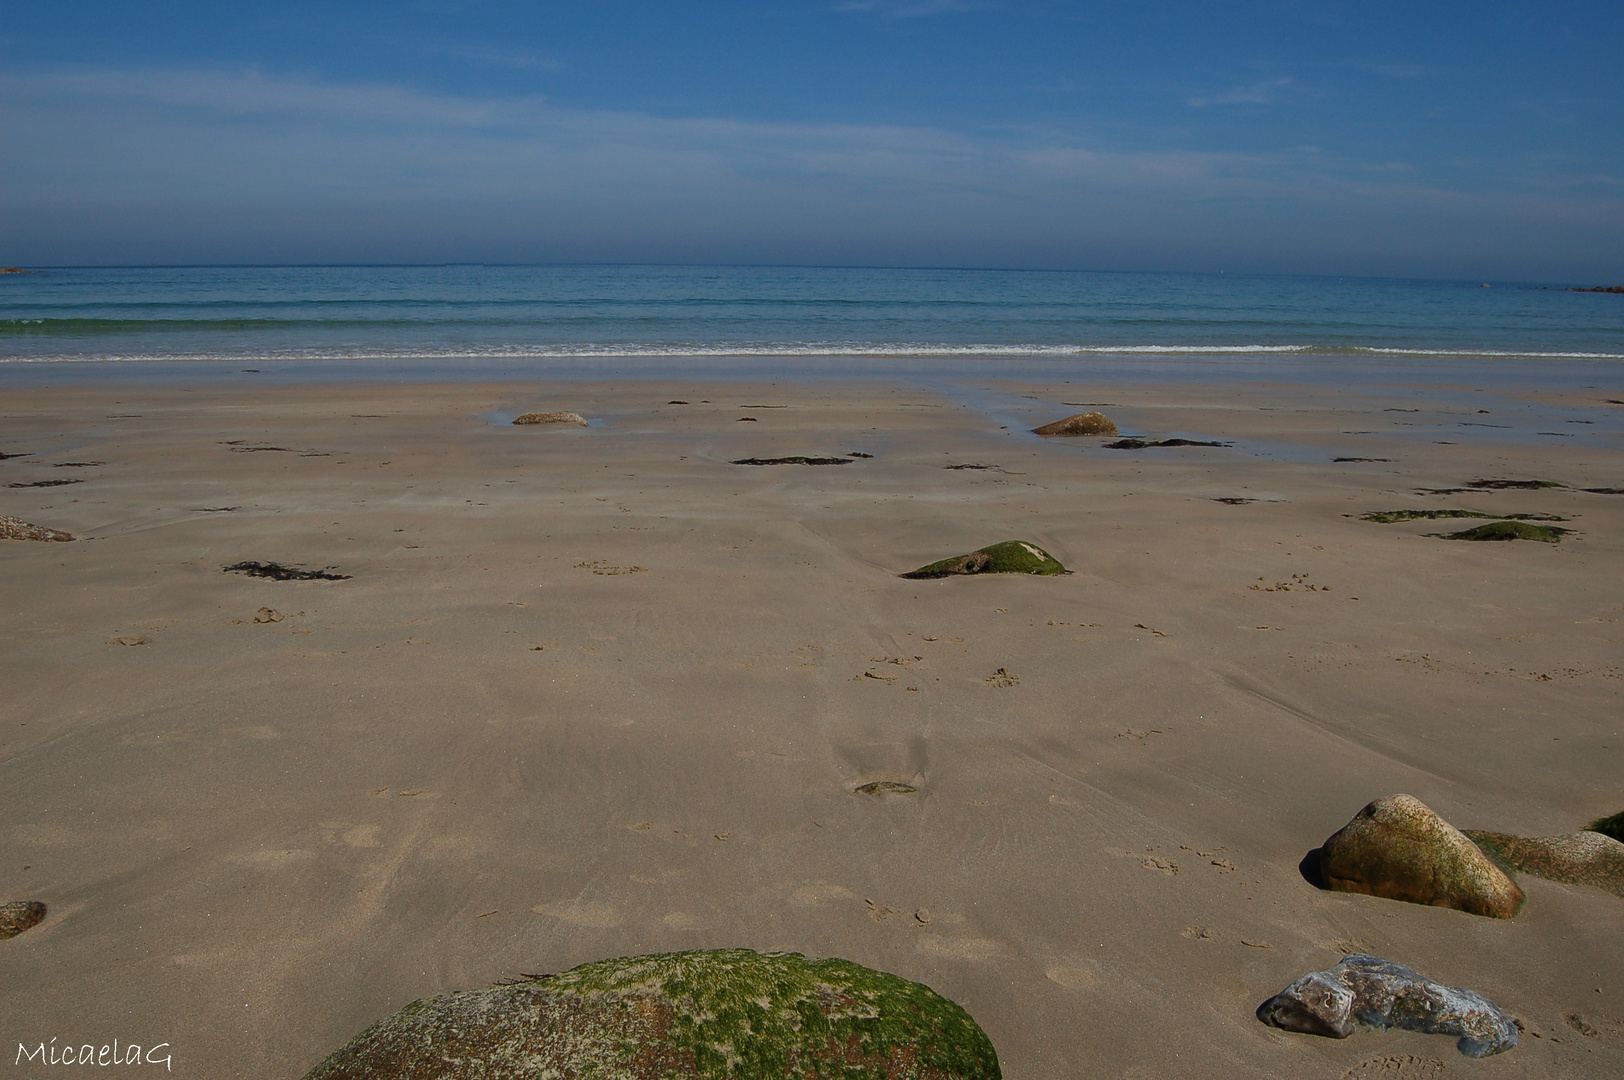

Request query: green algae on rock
[
  {"left": 1318, "top": 795, "right": 1524, "bottom": 919},
  {"left": 901, "top": 540, "right": 1067, "bottom": 579},
  {"left": 1467, "top": 830, "right": 1624, "bottom": 899},
  {"left": 301, "top": 948, "right": 1000, "bottom": 1080},
  {"left": 1435, "top": 521, "right": 1568, "bottom": 542},
  {"left": 1360, "top": 510, "right": 1565, "bottom": 524}
]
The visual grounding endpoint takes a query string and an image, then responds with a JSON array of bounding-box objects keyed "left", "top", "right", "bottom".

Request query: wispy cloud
[
  {"left": 447, "top": 44, "right": 560, "bottom": 72},
  {"left": 1187, "top": 77, "right": 1293, "bottom": 108},
  {"left": 835, "top": 1, "right": 990, "bottom": 18},
  {"left": 0, "top": 65, "right": 1617, "bottom": 276}
]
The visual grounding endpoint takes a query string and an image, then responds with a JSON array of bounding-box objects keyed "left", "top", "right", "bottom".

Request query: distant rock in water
[
  {"left": 0, "top": 266, "right": 35, "bottom": 275},
  {"left": 0, "top": 516, "right": 75, "bottom": 542},
  {"left": 1467, "top": 829, "right": 1624, "bottom": 898},
  {"left": 1568, "top": 285, "right": 1624, "bottom": 293},
  {"left": 0, "top": 901, "right": 47, "bottom": 939},
  {"left": 1033, "top": 411, "right": 1117, "bottom": 437},
  {"left": 902, "top": 540, "right": 1068, "bottom": 579},
  {"left": 1257, "top": 954, "right": 1518, "bottom": 1058},
  {"left": 301, "top": 948, "right": 1001, "bottom": 1080},
  {"left": 1317, "top": 795, "right": 1524, "bottom": 918},
  {"left": 513, "top": 411, "right": 588, "bottom": 427}
]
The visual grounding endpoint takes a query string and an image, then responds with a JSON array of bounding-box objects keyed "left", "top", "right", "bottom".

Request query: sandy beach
[{"left": 2, "top": 373, "right": 1621, "bottom": 1078}]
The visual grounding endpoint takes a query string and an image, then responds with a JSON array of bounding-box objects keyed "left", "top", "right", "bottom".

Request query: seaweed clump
[
  {"left": 1435, "top": 521, "right": 1567, "bottom": 543},
  {"left": 902, "top": 540, "right": 1068, "bottom": 579},
  {"left": 731, "top": 456, "right": 852, "bottom": 466},
  {"left": 301, "top": 948, "right": 1001, "bottom": 1080},
  {"left": 224, "top": 561, "right": 351, "bottom": 581},
  {"left": 1588, "top": 811, "right": 1624, "bottom": 843},
  {"left": 856, "top": 781, "right": 917, "bottom": 796},
  {"left": 1105, "top": 438, "right": 1228, "bottom": 449},
  {"left": 1361, "top": 509, "right": 1564, "bottom": 524}
]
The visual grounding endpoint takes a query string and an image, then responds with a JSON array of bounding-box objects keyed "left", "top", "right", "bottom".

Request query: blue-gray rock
[{"left": 1257, "top": 954, "right": 1517, "bottom": 1058}]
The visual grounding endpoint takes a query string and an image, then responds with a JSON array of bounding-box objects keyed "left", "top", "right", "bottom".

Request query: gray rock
[{"left": 1257, "top": 954, "right": 1518, "bottom": 1058}]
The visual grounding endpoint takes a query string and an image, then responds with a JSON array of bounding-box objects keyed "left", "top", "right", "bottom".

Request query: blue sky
[{"left": 2, "top": 1, "right": 1621, "bottom": 278}]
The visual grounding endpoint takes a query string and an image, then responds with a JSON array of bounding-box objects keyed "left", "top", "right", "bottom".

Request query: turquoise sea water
[{"left": 2, "top": 265, "right": 1621, "bottom": 379}]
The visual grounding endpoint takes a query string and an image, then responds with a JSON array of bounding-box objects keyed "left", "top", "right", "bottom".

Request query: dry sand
[{"left": 1, "top": 375, "right": 1621, "bottom": 1078}]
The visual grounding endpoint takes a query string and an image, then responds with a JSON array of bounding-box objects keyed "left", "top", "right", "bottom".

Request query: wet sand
[{"left": 1, "top": 375, "right": 1622, "bottom": 1078}]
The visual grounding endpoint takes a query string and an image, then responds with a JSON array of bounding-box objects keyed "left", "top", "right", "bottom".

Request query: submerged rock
[
  {"left": 302, "top": 948, "right": 1000, "bottom": 1080},
  {"left": 901, "top": 540, "right": 1068, "bottom": 579},
  {"left": 1467, "top": 830, "right": 1624, "bottom": 898},
  {"left": 1257, "top": 954, "right": 1518, "bottom": 1058},
  {"left": 0, "top": 516, "right": 75, "bottom": 542},
  {"left": 513, "top": 411, "right": 588, "bottom": 427},
  {"left": 0, "top": 901, "right": 47, "bottom": 940},
  {"left": 1318, "top": 795, "right": 1524, "bottom": 918},
  {"left": 1033, "top": 411, "right": 1117, "bottom": 437}
]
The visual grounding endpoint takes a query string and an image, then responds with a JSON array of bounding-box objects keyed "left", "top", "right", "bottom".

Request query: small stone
[
  {"left": 1257, "top": 953, "right": 1518, "bottom": 1058},
  {"left": 254, "top": 607, "right": 286, "bottom": 624},
  {"left": 301, "top": 948, "right": 1000, "bottom": 1079},
  {"left": 0, "top": 901, "right": 47, "bottom": 940},
  {"left": 1032, "top": 411, "right": 1118, "bottom": 437},
  {"left": 513, "top": 411, "right": 588, "bottom": 427},
  {"left": 0, "top": 516, "right": 75, "bottom": 542},
  {"left": 1318, "top": 795, "right": 1524, "bottom": 918}
]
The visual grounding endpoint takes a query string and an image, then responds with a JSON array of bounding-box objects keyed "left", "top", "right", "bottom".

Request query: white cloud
[{"left": 1187, "top": 77, "right": 1293, "bottom": 108}]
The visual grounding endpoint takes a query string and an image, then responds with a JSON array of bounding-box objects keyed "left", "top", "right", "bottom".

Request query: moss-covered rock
[
  {"left": 1032, "top": 411, "right": 1117, "bottom": 437},
  {"left": 1467, "top": 830, "right": 1624, "bottom": 899},
  {"left": 1437, "top": 521, "right": 1568, "bottom": 542},
  {"left": 1318, "top": 795, "right": 1524, "bottom": 919},
  {"left": 901, "top": 541, "right": 1067, "bottom": 580},
  {"left": 514, "top": 412, "right": 588, "bottom": 427},
  {"left": 302, "top": 949, "right": 1000, "bottom": 1080},
  {"left": 0, "top": 901, "right": 46, "bottom": 940}
]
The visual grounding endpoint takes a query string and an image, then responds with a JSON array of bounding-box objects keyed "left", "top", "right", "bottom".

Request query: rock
[
  {"left": 1257, "top": 954, "right": 1518, "bottom": 1058},
  {"left": 1467, "top": 830, "right": 1624, "bottom": 898},
  {"left": 0, "top": 901, "right": 47, "bottom": 939},
  {"left": 301, "top": 948, "right": 1000, "bottom": 1080},
  {"left": 0, "top": 516, "right": 75, "bottom": 542},
  {"left": 1317, "top": 795, "right": 1524, "bottom": 918},
  {"left": 1438, "top": 521, "right": 1567, "bottom": 542},
  {"left": 254, "top": 607, "right": 286, "bottom": 624},
  {"left": 901, "top": 540, "right": 1068, "bottom": 579},
  {"left": 1032, "top": 411, "right": 1117, "bottom": 437},
  {"left": 513, "top": 411, "right": 588, "bottom": 427}
]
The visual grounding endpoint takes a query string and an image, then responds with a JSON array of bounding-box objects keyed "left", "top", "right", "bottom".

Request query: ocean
[{"left": 2, "top": 265, "right": 1621, "bottom": 382}]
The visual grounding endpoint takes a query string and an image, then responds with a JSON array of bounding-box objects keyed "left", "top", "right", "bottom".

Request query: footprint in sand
[
  {"left": 916, "top": 935, "right": 1002, "bottom": 961},
  {"left": 1044, "top": 963, "right": 1101, "bottom": 990},
  {"left": 532, "top": 899, "right": 621, "bottom": 928},
  {"left": 1340, "top": 1056, "right": 1447, "bottom": 1079},
  {"left": 320, "top": 823, "right": 381, "bottom": 848},
  {"left": 662, "top": 912, "right": 703, "bottom": 930},
  {"left": 790, "top": 884, "right": 855, "bottom": 907}
]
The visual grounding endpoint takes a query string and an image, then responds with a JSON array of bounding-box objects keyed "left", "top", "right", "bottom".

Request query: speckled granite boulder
[
  {"left": 1319, "top": 795, "right": 1524, "bottom": 918},
  {"left": 1258, "top": 954, "right": 1517, "bottom": 1058},
  {"left": 0, "top": 901, "right": 47, "bottom": 939},
  {"left": 0, "top": 516, "right": 74, "bottom": 542},
  {"left": 301, "top": 949, "right": 1000, "bottom": 1080},
  {"left": 513, "top": 412, "right": 588, "bottom": 427},
  {"left": 1467, "top": 830, "right": 1624, "bottom": 898},
  {"left": 901, "top": 541, "right": 1068, "bottom": 579}
]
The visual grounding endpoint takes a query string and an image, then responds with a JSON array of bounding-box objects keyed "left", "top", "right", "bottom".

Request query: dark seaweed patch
[
  {"left": 7, "top": 478, "right": 81, "bottom": 488},
  {"left": 855, "top": 781, "right": 917, "bottom": 796},
  {"left": 1588, "top": 811, "right": 1624, "bottom": 843},
  {"left": 847, "top": 451, "right": 873, "bottom": 458},
  {"left": 224, "top": 561, "right": 350, "bottom": 581},
  {"left": 1362, "top": 509, "right": 1565, "bottom": 523},
  {"left": 1105, "top": 438, "right": 1229, "bottom": 449},
  {"left": 53, "top": 461, "right": 104, "bottom": 467},
  {"left": 1583, "top": 487, "right": 1624, "bottom": 495},
  {"left": 1213, "top": 497, "right": 1255, "bottom": 504},
  {"left": 0, "top": 452, "right": 34, "bottom": 460},
  {"left": 1467, "top": 479, "right": 1565, "bottom": 489},
  {"left": 1333, "top": 457, "right": 1391, "bottom": 463},
  {"left": 731, "top": 456, "right": 852, "bottom": 466}
]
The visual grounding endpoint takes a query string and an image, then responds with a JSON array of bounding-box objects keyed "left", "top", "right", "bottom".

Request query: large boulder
[
  {"left": 1257, "top": 954, "right": 1518, "bottom": 1058},
  {"left": 1032, "top": 411, "right": 1117, "bottom": 437},
  {"left": 901, "top": 540, "right": 1068, "bottom": 580},
  {"left": 302, "top": 948, "right": 1000, "bottom": 1080},
  {"left": 1318, "top": 795, "right": 1524, "bottom": 918},
  {"left": 1467, "top": 830, "right": 1624, "bottom": 898},
  {"left": 0, "top": 516, "right": 74, "bottom": 542}
]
